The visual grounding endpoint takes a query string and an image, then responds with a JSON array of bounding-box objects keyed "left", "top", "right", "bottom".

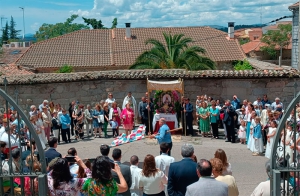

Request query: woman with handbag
[{"left": 121, "top": 102, "right": 135, "bottom": 136}]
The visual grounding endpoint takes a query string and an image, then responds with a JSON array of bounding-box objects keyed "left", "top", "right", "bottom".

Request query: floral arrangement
[{"left": 154, "top": 90, "right": 180, "bottom": 114}]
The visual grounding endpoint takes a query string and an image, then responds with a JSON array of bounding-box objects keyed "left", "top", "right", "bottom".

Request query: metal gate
[
  {"left": 0, "top": 78, "right": 48, "bottom": 196},
  {"left": 270, "top": 84, "right": 300, "bottom": 195}
]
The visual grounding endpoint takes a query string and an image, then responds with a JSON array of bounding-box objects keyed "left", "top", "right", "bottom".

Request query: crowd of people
[{"left": 1, "top": 90, "right": 300, "bottom": 195}]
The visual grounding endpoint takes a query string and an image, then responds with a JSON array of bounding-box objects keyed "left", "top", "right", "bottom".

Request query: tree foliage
[
  {"left": 82, "top": 17, "right": 118, "bottom": 29},
  {"left": 9, "top": 16, "right": 21, "bottom": 40},
  {"left": 261, "top": 24, "right": 292, "bottom": 59},
  {"left": 129, "top": 32, "right": 215, "bottom": 71},
  {"left": 1, "top": 22, "right": 9, "bottom": 44},
  {"left": 56, "top": 65, "right": 73, "bottom": 73},
  {"left": 35, "top": 15, "right": 89, "bottom": 42},
  {"left": 233, "top": 59, "right": 253, "bottom": 70}
]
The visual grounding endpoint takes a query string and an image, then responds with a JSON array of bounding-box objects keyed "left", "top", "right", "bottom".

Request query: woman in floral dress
[
  {"left": 82, "top": 156, "right": 127, "bottom": 196},
  {"left": 198, "top": 101, "right": 210, "bottom": 137}
]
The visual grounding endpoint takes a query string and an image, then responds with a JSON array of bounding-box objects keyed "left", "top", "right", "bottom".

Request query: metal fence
[
  {"left": 0, "top": 78, "right": 48, "bottom": 196},
  {"left": 271, "top": 86, "right": 300, "bottom": 195}
]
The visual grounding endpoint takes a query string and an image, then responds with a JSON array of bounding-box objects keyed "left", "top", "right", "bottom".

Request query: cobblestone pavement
[{"left": 54, "top": 126, "right": 267, "bottom": 196}]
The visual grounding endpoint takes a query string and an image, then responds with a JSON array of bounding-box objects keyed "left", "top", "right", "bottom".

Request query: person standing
[
  {"left": 60, "top": 108, "right": 71, "bottom": 143},
  {"left": 184, "top": 98, "right": 194, "bottom": 136},
  {"left": 109, "top": 102, "right": 122, "bottom": 136},
  {"left": 167, "top": 144, "right": 199, "bottom": 196},
  {"left": 51, "top": 111, "right": 60, "bottom": 144},
  {"left": 149, "top": 118, "right": 172, "bottom": 156},
  {"left": 122, "top": 92, "right": 137, "bottom": 119},
  {"left": 129, "top": 155, "right": 142, "bottom": 196},
  {"left": 210, "top": 100, "right": 220, "bottom": 139},
  {"left": 185, "top": 159, "right": 228, "bottom": 196},
  {"left": 223, "top": 100, "right": 236, "bottom": 143},
  {"left": 106, "top": 93, "right": 116, "bottom": 109},
  {"left": 121, "top": 103, "right": 135, "bottom": 136},
  {"left": 42, "top": 106, "right": 52, "bottom": 142},
  {"left": 68, "top": 101, "right": 76, "bottom": 136},
  {"left": 198, "top": 102, "right": 210, "bottom": 137},
  {"left": 140, "top": 98, "right": 154, "bottom": 135},
  {"left": 44, "top": 137, "right": 62, "bottom": 163},
  {"left": 112, "top": 148, "right": 132, "bottom": 196},
  {"left": 92, "top": 104, "right": 103, "bottom": 138},
  {"left": 103, "top": 104, "right": 110, "bottom": 138},
  {"left": 84, "top": 104, "right": 93, "bottom": 137}
]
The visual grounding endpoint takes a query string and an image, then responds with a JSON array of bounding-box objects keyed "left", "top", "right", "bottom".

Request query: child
[
  {"left": 265, "top": 120, "right": 277, "bottom": 159},
  {"left": 252, "top": 117, "right": 264, "bottom": 156},
  {"left": 110, "top": 116, "right": 119, "bottom": 137},
  {"left": 238, "top": 120, "right": 246, "bottom": 144}
]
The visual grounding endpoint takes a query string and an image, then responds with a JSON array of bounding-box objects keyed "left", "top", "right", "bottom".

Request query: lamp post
[{"left": 19, "top": 7, "right": 25, "bottom": 40}]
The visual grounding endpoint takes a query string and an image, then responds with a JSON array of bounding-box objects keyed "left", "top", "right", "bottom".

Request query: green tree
[
  {"left": 35, "top": 15, "right": 89, "bottom": 42},
  {"left": 111, "top": 18, "right": 117, "bottom": 29},
  {"left": 233, "top": 59, "right": 253, "bottom": 70},
  {"left": 129, "top": 32, "right": 215, "bottom": 70},
  {"left": 1, "top": 22, "right": 9, "bottom": 44},
  {"left": 82, "top": 17, "right": 105, "bottom": 29},
  {"left": 9, "top": 16, "right": 20, "bottom": 39},
  {"left": 261, "top": 24, "right": 292, "bottom": 59}
]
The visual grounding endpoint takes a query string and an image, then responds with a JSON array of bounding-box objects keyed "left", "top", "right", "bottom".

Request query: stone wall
[{"left": 0, "top": 78, "right": 299, "bottom": 113}]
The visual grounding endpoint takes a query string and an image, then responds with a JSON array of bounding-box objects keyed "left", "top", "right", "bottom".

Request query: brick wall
[{"left": 0, "top": 78, "right": 299, "bottom": 113}]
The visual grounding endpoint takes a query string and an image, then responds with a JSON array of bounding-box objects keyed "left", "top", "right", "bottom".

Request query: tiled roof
[
  {"left": 241, "top": 40, "right": 292, "bottom": 54},
  {"left": 0, "top": 48, "right": 29, "bottom": 65},
  {"left": 16, "top": 30, "right": 112, "bottom": 69},
  {"left": 0, "top": 64, "right": 34, "bottom": 76},
  {"left": 289, "top": 2, "right": 299, "bottom": 9},
  {"left": 1, "top": 69, "right": 299, "bottom": 85},
  {"left": 247, "top": 58, "right": 293, "bottom": 70},
  {"left": 15, "top": 27, "right": 246, "bottom": 70}
]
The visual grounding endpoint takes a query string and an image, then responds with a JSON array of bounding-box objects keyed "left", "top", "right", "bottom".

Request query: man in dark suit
[
  {"left": 184, "top": 98, "right": 194, "bottom": 136},
  {"left": 223, "top": 100, "right": 236, "bottom": 143},
  {"left": 168, "top": 143, "right": 198, "bottom": 196},
  {"left": 112, "top": 148, "right": 132, "bottom": 196},
  {"left": 140, "top": 97, "right": 154, "bottom": 135},
  {"left": 44, "top": 137, "right": 62, "bottom": 164}
]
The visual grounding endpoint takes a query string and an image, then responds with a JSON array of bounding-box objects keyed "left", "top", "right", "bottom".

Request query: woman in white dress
[
  {"left": 265, "top": 121, "right": 277, "bottom": 159},
  {"left": 36, "top": 112, "right": 47, "bottom": 147},
  {"left": 30, "top": 115, "right": 46, "bottom": 150},
  {"left": 248, "top": 111, "right": 257, "bottom": 151},
  {"left": 278, "top": 126, "right": 294, "bottom": 164}
]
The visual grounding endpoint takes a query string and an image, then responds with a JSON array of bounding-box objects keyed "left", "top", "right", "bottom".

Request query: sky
[{"left": 0, "top": 0, "right": 296, "bottom": 35}]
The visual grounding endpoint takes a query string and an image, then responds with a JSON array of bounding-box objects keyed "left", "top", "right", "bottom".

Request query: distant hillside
[
  {"left": 217, "top": 24, "right": 267, "bottom": 32},
  {"left": 17, "top": 34, "right": 37, "bottom": 42}
]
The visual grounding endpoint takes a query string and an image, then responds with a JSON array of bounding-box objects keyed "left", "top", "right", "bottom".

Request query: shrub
[
  {"left": 233, "top": 60, "right": 253, "bottom": 70},
  {"left": 56, "top": 65, "right": 73, "bottom": 73}
]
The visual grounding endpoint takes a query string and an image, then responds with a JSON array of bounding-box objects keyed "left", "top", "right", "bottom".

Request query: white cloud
[
  {"left": 69, "top": 0, "right": 296, "bottom": 28},
  {"left": 30, "top": 22, "right": 40, "bottom": 32}
]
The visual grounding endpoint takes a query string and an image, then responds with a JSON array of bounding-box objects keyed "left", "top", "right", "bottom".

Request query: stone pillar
[{"left": 292, "top": 9, "right": 299, "bottom": 69}]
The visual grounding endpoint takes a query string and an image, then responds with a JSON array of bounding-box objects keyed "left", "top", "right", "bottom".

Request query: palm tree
[{"left": 129, "top": 32, "right": 215, "bottom": 70}]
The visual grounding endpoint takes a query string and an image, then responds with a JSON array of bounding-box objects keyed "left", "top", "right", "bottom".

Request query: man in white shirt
[
  {"left": 155, "top": 142, "right": 175, "bottom": 177},
  {"left": 155, "top": 142, "right": 175, "bottom": 196},
  {"left": 271, "top": 97, "right": 283, "bottom": 111},
  {"left": 130, "top": 155, "right": 142, "bottom": 196},
  {"left": 39, "top": 100, "right": 49, "bottom": 111}
]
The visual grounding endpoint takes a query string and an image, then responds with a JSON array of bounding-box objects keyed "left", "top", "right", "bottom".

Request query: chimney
[
  {"left": 125, "top": 23, "right": 131, "bottom": 39},
  {"left": 228, "top": 22, "right": 235, "bottom": 39}
]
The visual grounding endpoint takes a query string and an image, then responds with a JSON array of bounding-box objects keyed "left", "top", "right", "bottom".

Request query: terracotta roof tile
[
  {"left": 241, "top": 40, "right": 292, "bottom": 54},
  {"left": 0, "top": 64, "right": 34, "bottom": 76},
  {"left": 15, "top": 27, "right": 246, "bottom": 70},
  {"left": 1, "top": 69, "right": 299, "bottom": 85}
]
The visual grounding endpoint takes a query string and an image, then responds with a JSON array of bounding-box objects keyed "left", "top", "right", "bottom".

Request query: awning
[{"left": 147, "top": 79, "right": 184, "bottom": 93}]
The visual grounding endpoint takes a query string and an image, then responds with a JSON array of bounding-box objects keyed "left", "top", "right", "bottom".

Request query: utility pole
[
  {"left": 19, "top": 7, "right": 25, "bottom": 40},
  {"left": 1, "top": 16, "right": 7, "bottom": 30}
]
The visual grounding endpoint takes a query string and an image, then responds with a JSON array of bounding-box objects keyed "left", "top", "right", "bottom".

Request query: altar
[{"left": 153, "top": 113, "right": 178, "bottom": 134}]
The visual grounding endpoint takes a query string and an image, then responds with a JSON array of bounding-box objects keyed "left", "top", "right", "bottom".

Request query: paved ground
[{"left": 55, "top": 127, "right": 267, "bottom": 196}]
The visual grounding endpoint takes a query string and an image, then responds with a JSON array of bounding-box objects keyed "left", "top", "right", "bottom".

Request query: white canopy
[{"left": 147, "top": 79, "right": 184, "bottom": 93}]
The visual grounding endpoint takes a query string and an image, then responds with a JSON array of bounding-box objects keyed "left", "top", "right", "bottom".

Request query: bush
[
  {"left": 56, "top": 65, "right": 73, "bottom": 73},
  {"left": 233, "top": 60, "right": 253, "bottom": 70}
]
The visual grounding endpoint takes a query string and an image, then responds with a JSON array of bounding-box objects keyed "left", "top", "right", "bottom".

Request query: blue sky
[{"left": 0, "top": 0, "right": 295, "bottom": 35}]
